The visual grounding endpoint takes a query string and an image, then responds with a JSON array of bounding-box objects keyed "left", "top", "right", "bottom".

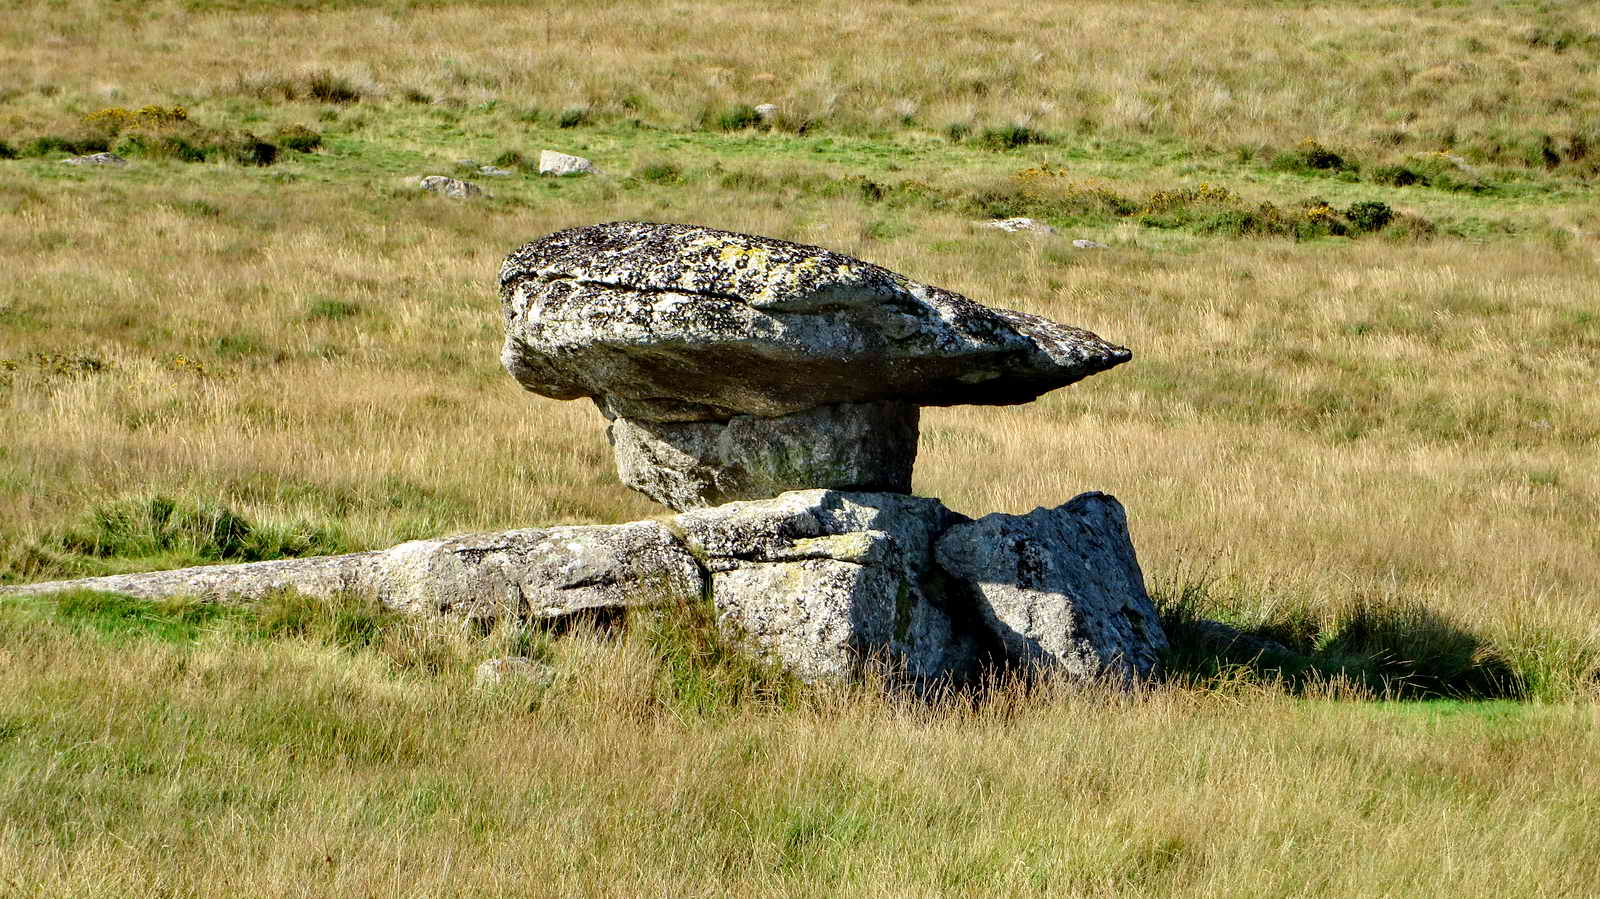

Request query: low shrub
[
  {"left": 1268, "top": 138, "right": 1358, "bottom": 176},
  {"left": 1345, "top": 200, "right": 1395, "bottom": 233},
  {"left": 944, "top": 122, "right": 972, "bottom": 143},
  {"left": 0, "top": 140, "right": 16, "bottom": 160},
  {"left": 306, "top": 70, "right": 361, "bottom": 104},
  {"left": 1370, "top": 164, "right": 1426, "bottom": 187},
  {"left": 713, "top": 104, "right": 761, "bottom": 131},
  {"left": 635, "top": 159, "right": 682, "bottom": 184},
  {"left": 556, "top": 107, "right": 588, "bottom": 129},
  {"left": 114, "top": 132, "right": 206, "bottom": 163},
  {"left": 977, "top": 123, "right": 1050, "bottom": 151},
  {"left": 213, "top": 133, "right": 278, "bottom": 166},
  {"left": 273, "top": 124, "right": 322, "bottom": 153}
]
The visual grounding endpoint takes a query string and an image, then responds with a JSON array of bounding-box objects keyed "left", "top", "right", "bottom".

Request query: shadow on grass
[{"left": 1153, "top": 576, "right": 1523, "bottom": 700}]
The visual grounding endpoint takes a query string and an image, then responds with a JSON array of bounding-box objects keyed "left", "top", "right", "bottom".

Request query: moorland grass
[{"left": 2, "top": 0, "right": 1599, "bottom": 892}]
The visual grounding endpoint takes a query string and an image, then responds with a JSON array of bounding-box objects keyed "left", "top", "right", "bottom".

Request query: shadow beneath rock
[{"left": 1156, "top": 591, "right": 1522, "bottom": 700}]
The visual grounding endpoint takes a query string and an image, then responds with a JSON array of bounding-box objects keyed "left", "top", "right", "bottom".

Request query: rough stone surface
[
  {"left": 538, "top": 150, "right": 598, "bottom": 176},
  {"left": 418, "top": 175, "right": 482, "bottom": 198},
  {"left": 373, "top": 522, "right": 702, "bottom": 623},
  {"left": 934, "top": 492, "right": 1166, "bottom": 680},
  {"left": 3, "top": 553, "right": 383, "bottom": 602},
  {"left": 1072, "top": 238, "right": 1110, "bottom": 249},
  {"left": 8, "top": 521, "right": 702, "bottom": 626},
  {"left": 63, "top": 152, "right": 128, "bottom": 167},
  {"left": 474, "top": 656, "right": 557, "bottom": 689},
  {"left": 754, "top": 103, "right": 779, "bottom": 121},
  {"left": 478, "top": 165, "right": 516, "bottom": 177},
  {"left": 4, "top": 490, "right": 1171, "bottom": 687},
  {"left": 674, "top": 490, "right": 977, "bottom": 682},
  {"left": 609, "top": 401, "right": 919, "bottom": 511},
  {"left": 982, "top": 217, "right": 1056, "bottom": 234},
  {"left": 500, "top": 221, "right": 1131, "bottom": 423}
]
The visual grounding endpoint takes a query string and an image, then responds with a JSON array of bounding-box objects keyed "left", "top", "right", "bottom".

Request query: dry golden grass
[
  {"left": 2, "top": 1, "right": 1599, "bottom": 891},
  {"left": 6, "top": 0, "right": 1600, "bottom": 173},
  {"left": 0, "top": 595, "right": 1597, "bottom": 897}
]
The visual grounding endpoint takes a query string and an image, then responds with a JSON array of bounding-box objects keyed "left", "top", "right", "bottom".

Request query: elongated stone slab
[{"left": 5, "top": 522, "right": 703, "bottom": 625}]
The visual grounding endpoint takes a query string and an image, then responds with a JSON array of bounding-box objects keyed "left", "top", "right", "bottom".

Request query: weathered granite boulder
[
  {"left": 538, "top": 150, "right": 598, "bottom": 176},
  {"left": 4, "top": 491, "right": 1170, "bottom": 687},
  {"left": 981, "top": 217, "right": 1056, "bottom": 234},
  {"left": 418, "top": 175, "right": 482, "bottom": 198},
  {"left": 500, "top": 221, "right": 1130, "bottom": 508},
  {"left": 8, "top": 521, "right": 702, "bottom": 627},
  {"left": 934, "top": 492, "right": 1166, "bottom": 680},
  {"left": 2, "top": 552, "right": 381, "bottom": 603},
  {"left": 673, "top": 490, "right": 980, "bottom": 682},
  {"left": 610, "top": 401, "right": 919, "bottom": 510},
  {"left": 501, "top": 221, "right": 1129, "bottom": 421},
  {"left": 63, "top": 152, "right": 128, "bottom": 167},
  {"left": 373, "top": 522, "right": 702, "bottom": 623}
]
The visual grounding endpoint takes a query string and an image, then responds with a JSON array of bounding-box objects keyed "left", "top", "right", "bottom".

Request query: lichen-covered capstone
[{"left": 500, "top": 221, "right": 1131, "bottom": 422}]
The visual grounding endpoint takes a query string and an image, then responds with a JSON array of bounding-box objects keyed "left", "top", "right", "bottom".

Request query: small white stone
[
  {"left": 754, "top": 103, "right": 779, "bottom": 121},
  {"left": 1071, "top": 238, "right": 1110, "bottom": 249},
  {"left": 474, "top": 657, "right": 556, "bottom": 689},
  {"left": 980, "top": 217, "right": 1056, "bottom": 234},
  {"left": 538, "top": 150, "right": 599, "bottom": 176}
]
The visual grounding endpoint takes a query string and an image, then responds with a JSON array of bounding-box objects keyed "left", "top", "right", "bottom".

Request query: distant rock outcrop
[{"left": 418, "top": 175, "right": 482, "bottom": 198}]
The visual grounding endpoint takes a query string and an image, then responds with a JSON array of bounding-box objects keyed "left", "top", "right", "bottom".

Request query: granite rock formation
[{"left": 500, "top": 221, "right": 1130, "bottom": 509}]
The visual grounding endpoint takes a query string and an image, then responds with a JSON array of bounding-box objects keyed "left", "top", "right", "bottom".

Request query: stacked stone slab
[
  {"left": 5, "top": 222, "right": 1172, "bottom": 687},
  {"left": 499, "top": 221, "right": 1131, "bottom": 510}
]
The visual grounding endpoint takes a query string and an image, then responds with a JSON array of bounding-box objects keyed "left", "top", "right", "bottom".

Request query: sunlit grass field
[{"left": 2, "top": 0, "right": 1598, "bottom": 894}]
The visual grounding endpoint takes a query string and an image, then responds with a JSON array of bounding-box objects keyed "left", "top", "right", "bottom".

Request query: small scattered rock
[
  {"left": 754, "top": 103, "right": 779, "bottom": 122},
  {"left": 418, "top": 175, "right": 482, "bottom": 199},
  {"left": 63, "top": 152, "right": 127, "bottom": 167},
  {"left": 538, "top": 150, "right": 599, "bottom": 176},
  {"left": 1072, "top": 238, "right": 1110, "bottom": 249},
  {"left": 981, "top": 217, "right": 1056, "bottom": 234},
  {"left": 474, "top": 656, "right": 556, "bottom": 689},
  {"left": 478, "top": 165, "right": 515, "bottom": 177}
]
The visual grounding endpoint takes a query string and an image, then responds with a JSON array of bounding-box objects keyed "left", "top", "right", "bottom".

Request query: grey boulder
[
  {"left": 418, "top": 175, "right": 483, "bottom": 198},
  {"left": 609, "top": 401, "right": 919, "bottom": 511},
  {"left": 375, "top": 522, "right": 702, "bottom": 622},
  {"left": 934, "top": 492, "right": 1166, "bottom": 680},
  {"left": 499, "top": 221, "right": 1131, "bottom": 423},
  {"left": 538, "top": 150, "right": 599, "bottom": 176},
  {"left": 10, "top": 521, "right": 703, "bottom": 627}
]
